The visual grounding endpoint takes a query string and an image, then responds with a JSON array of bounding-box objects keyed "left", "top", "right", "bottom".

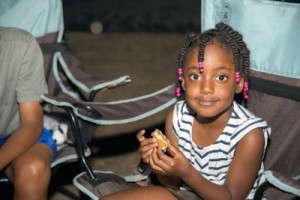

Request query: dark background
[{"left": 62, "top": 0, "right": 201, "bottom": 33}]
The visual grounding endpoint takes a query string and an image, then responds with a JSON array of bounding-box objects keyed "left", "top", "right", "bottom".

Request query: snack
[{"left": 151, "top": 129, "right": 169, "bottom": 151}]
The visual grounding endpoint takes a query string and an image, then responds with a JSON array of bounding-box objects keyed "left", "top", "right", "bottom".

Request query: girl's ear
[
  {"left": 181, "top": 79, "right": 185, "bottom": 91},
  {"left": 235, "top": 78, "right": 244, "bottom": 93}
]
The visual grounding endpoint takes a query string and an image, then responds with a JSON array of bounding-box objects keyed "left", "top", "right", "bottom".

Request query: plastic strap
[
  {"left": 40, "top": 42, "right": 68, "bottom": 54},
  {"left": 250, "top": 76, "right": 300, "bottom": 102}
]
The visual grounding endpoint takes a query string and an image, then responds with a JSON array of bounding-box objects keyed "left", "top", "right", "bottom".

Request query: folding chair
[{"left": 201, "top": 0, "right": 300, "bottom": 199}]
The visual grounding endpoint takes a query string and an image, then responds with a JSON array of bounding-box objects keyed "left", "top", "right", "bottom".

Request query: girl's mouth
[{"left": 197, "top": 98, "right": 218, "bottom": 106}]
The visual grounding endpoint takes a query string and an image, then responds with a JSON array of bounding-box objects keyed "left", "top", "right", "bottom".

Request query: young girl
[{"left": 102, "top": 22, "right": 271, "bottom": 200}]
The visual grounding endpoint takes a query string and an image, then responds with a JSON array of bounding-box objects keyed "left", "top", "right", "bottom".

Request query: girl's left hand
[{"left": 149, "top": 143, "right": 192, "bottom": 178}]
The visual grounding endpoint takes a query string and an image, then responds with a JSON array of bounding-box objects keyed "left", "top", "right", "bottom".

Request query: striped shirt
[{"left": 172, "top": 100, "right": 271, "bottom": 200}]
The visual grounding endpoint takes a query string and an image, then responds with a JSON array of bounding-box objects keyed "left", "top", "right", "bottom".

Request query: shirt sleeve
[
  {"left": 230, "top": 117, "right": 271, "bottom": 156},
  {"left": 16, "top": 35, "right": 48, "bottom": 103}
]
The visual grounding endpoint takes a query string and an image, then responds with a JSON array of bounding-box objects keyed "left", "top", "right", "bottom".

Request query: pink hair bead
[
  {"left": 176, "top": 67, "right": 183, "bottom": 97},
  {"left": 198, "top": 62, "right": 204, "bottom": 73},
  {"left": 235, "top": 72, "right": 241, "bottom": 83},
  {"left": 177, "top": 67, "right": 183, "bottom": 81},
  {"left": 243, "top": 82, "right": 249, "bottom": 99},
  {"left": 177, "top": 67, "right": 183, "bottom": 74},
  {"left": 176, "top": 87, "right": 181, "bottom": 97}
]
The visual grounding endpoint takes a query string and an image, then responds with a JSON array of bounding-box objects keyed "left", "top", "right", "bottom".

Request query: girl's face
[{"left": 182, "top": 43, "right": 243, "bottom": 120}]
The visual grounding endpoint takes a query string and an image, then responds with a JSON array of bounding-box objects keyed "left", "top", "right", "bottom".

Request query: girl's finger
[
  {"left": 141, "top": 148, "right": 153, "bottom": 160},
  {"left": 165, "top": 143, "right": 176, "bottom": 157},
  {"left": 138, "top": 136, "right": 146, "bottom": 142},
  {"left": 136, "top": 129, "right": 146, "bottom": 142},
  {"left": 149, "top": 153, "right": 166, "bottom": 174}
]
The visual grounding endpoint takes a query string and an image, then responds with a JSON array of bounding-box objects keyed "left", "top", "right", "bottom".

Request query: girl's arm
[
  {"left": 0, "top": 101, "right": 43, "bottom": 170},
  {"left": 152, "top": 109, "right": 183, "bottom": 188}
]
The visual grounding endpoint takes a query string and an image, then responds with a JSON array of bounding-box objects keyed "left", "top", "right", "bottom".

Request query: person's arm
[
  {"left": 152, "top": 109, "right": 183, "bottom": 188},
  {"left": 0, "top": 100, "right": 44, "bottom": 170},
  {"left": 180, "top": 128, "right": 265, "bottom": 200}
]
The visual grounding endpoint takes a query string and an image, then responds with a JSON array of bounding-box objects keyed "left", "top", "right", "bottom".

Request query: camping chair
[
  {"left": 0, "top": 0, "right": 130, "bottom": 198},
  {"left": 201, "top": 0, "right": 300, "bottom": 199}
]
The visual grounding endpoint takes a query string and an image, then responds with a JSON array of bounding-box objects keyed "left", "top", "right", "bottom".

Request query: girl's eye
[
  {"left": 216, "top": 75, "right": 228, "bottom": 82},
  {"left": 190, "top": 74, "right": 200, "bottom": 80}
]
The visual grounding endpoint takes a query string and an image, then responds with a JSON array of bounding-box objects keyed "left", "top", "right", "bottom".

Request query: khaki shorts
[{"left": 167, "top": 188, "right": 202, "bottom": 200}]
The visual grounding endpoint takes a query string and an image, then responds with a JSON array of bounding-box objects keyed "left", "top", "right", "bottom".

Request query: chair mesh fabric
[{"left": 73, "top": 171, "right": 138, "bottom": 200}]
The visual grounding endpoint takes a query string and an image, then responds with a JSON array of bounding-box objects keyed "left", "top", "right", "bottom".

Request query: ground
[{"left": 49, "top": 31, "right": 186, "bottom": 199}]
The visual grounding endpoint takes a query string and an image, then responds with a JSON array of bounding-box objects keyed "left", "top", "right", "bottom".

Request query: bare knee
[
  {"left": 9, "top": 152, "right": 51, "bottom": 187},
  {"left": 19, "top": 156, "right": 51, "bottom": 182},
  {"left": 102, "top": 186, "right": 177, "bottom": 200},
  {"left": 4, "top": 144, "right": 53, "bottom": 200}
]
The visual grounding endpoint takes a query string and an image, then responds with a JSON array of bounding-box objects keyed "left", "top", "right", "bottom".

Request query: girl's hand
[
  {"left": 136, "top": 129, "right": 157, "bottom": 164},
  {"left": 149, "top": 143, "right": 192, "bottom": 178}
]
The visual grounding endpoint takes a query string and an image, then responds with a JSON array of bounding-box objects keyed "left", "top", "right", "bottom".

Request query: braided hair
[{"left": 176, "top": 22, "right": 250, "bottom": 99}]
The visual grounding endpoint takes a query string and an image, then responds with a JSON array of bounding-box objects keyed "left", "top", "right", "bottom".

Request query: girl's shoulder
[
  {"left": 232, "top": 101, "right": 269, "bottom": 131},
  {"left": 172, "top": 100, "right": 194, "bottom": 126},
  {"left": 173, "top": 100, "right": 194, "bottom": 117},
  {"left": 174, "top": 100, "right": 192, "bottom": 112},
  {"left": 229, "top": 102, "right": 271, "bottom": 145},
  {"left": 174, "top": 100, "right": 186, "bottom": 107},
  {"left": 232, "top": 101, "right": 257, "bottom": 121}
]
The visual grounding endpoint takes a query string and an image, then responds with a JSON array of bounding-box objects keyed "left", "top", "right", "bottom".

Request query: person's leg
[
  {"left": 102, "top": 185, "right": 178, "bottom": 200},
  {"left": 4, "top": 143, "right": 53, "bottom": 200}
]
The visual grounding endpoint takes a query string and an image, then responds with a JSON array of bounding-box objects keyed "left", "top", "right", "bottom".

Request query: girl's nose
[{"left": 200, "top": 78, "right": 214, "bottom": 94}]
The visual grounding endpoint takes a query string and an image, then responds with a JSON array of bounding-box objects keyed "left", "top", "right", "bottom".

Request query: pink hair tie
[
  {"left": 243, "top": 82, "right": 249, "bottom": 99},
  {"left": 198, "top": 62, "right": 204, "bottom": 73},
  {"left": 176, "top": 87, "right": 181, "bottom": 97},
  {"left": 177, "top": 67, "right": 183, "bottom": 81},
  {"left": 235, "top": 72, "right": 240, "bottom": 83},
  {"left": 176, "top": 67, "right": 183, "bottom": 97}
]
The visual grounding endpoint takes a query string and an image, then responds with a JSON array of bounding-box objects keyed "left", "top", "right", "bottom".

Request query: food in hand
[{"left": 151, "top": 129, "right": 169, "bottom": 151}]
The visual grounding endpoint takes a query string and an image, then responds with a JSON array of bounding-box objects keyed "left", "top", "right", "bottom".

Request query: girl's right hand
[{"left": 136, "top": 129, "right": 157, "bottom": 164}]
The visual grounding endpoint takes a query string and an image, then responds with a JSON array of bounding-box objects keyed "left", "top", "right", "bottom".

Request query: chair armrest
[
  {"left": 59, "top": 51, "right": 131, "bottom": 101},
  {"left": 264, "top": 170, "right": 300, "bottom": 196},
  {"left": 41, "top": 94, "right": 97, "bottom": 179},
  {"left": 254, "top": 170, "right": 300, "bottom": 200}
]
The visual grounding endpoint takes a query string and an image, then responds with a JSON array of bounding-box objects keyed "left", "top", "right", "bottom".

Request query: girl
[{"left": 102, "top": 22, "right": 271, "bottom": 200}]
